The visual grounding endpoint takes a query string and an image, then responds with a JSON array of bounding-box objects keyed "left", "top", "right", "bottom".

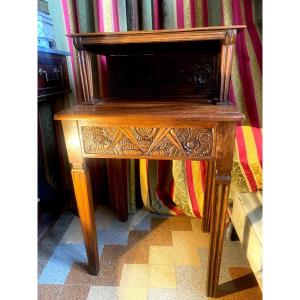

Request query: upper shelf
[
  {"left": 67, "top": 26, "right": 246, "bottom": 103},
  {"left": 67, "top": 26, "right": 246, "bottom": 49}
]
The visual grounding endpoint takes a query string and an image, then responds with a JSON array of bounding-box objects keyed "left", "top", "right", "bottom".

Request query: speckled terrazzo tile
[
  {"left": 149, "top": 246, "right": 174, "bottom": 265},
  {"left": 170, "top": 216, "right": 193, "bottom": 231},
  {"left": 151, "top": 218, "right": 172, "bottom": 231},
  {"left": 94, "top": 263, "right": 124, "bottom": 286},
  {"left": 172, "top": 230, "right": 209, "bottom": 248},
  {"left": 97, "top": 228, "right": 129, "bottom": 246},
  {"left": 197, "top": 247, "right": 232, "bottom": 284},
  {"left": 99, "top": 245, "right": 128, "bottom": 266},
  {"left": 148, "top": 288, "right": 177, "bottom": 300},
  {"left": 119, "top": 264, "right": 149, "bottom": 288},
  {"left": 175, "top": 265, "right": 205, "bottom": 290},
  {"left": 127, "top": 230, "right": 150, "bottom": 247},
  {"left": 122, "top": 243, "right": 150, "bottom": 264},
  {"left": 149, "top": 264, "right": 176, "bottom": 288},
  {"left": 173, "top": 243, "right": 200, "bottom": 266},
  {"left": 38, "top": 284, "right": 62, "bottom": 300},
  {"left": 87, "top": 286, "right": 119, "bottom": 300},
  {"left": 220, "top": 240, "right": 250, "bottom": 268},
  {"left": 190, "top": 218, "right": 203, "bottom": 234},
  {"left": 38, "top": 244, "right": 87, "bottom": 284},
  {"left": 118, "top": 286, "right": 148, "bottom": 300},
  {"left": 176, "top": 288, "right": 207, "bottom": 300},
  {"left": 65, "top": 262, "right": 94, "bottom": 285},
  {"left": 148, "top": 230, "right": 173, "bottom": 246},
  {"left": 58, "top": 284, "right": 90, "bottom": 300}
]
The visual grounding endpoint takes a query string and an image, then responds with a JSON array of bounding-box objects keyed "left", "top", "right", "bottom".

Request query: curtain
[{"left": 61, "top": 0, "right": 262, "bottom": 218}]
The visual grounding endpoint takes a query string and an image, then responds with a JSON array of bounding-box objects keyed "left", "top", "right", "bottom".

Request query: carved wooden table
[{"left": 55, "top": 26, "right": 245, "bottom": 297}]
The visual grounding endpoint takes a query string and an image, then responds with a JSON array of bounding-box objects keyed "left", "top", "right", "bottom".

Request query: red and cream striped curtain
[{"left": 61, "top": 0, "right": 262, "bottom": 217}]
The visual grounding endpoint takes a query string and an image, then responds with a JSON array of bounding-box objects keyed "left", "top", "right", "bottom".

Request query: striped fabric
[{"left": 61, "top": 0, "right": 262, "bottom": 218}]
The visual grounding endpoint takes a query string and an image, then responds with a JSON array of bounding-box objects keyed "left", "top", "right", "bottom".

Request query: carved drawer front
[{"left": 80, "top": 126, "right": 214, "bottom": 160}]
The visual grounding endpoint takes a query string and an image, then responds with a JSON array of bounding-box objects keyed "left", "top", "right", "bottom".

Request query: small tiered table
[{"left": 55, "top": 26, "right": 245, "bottom": 297}]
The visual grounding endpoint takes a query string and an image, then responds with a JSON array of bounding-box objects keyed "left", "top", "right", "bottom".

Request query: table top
[{"left": 54, "top": 99, "right": 244, "bottom": 126}]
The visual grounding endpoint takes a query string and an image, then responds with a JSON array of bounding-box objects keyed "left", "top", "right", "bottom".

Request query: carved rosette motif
[{"left": 81, "top": 126, "right": 213, "bottom": 159}]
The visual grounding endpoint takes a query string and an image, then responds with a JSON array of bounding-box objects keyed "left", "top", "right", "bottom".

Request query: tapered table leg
[
  {"left": 71, "top": 168, "right": 99, "bottom": 275},
  {"left": 206, "top": 175, "right": 230, "bottom": 297},
  {"left": 202, "top": 160, "right": 215, "bottom": 233}
]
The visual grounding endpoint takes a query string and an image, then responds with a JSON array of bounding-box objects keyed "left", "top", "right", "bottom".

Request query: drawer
[
  {"left": 38, "top": 51, "right": 70, "bottom": 98},
  {"left": 38, "top": 62, "right": 64, "bottom": 90}
]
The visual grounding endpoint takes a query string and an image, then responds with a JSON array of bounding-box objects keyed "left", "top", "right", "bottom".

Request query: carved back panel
[{"left": 106, "top": 40, "right": 220, "bottom": 100}]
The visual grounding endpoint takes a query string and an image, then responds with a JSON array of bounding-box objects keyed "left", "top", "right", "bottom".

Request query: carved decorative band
[{"left": 81, "top": 126, "right": 213, "bottom": 159}]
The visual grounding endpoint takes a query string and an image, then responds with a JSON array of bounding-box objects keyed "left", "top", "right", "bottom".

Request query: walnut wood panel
[
  {"left": 80, "top": 126, "right": 214, "bottom": 160},
  {"left": 107, "top": 49, "right": 220, "bottom": 99}
]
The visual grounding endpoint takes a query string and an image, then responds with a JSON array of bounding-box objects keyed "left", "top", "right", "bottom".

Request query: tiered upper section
[{"left": 68, "top": 26, "right": 245, "bottom": 103}]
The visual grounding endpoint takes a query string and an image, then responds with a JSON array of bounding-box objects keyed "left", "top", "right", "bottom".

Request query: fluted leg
[
  {"left": 206, "top": 176, "right": 230, "bottom": 297},
  {"left": 202, "top": 160, "right": 215, "bottom": 232}
]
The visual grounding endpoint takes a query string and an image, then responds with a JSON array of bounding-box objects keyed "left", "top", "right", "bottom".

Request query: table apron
[{"left": 77, "top": 124, "right": 216, "bottom": 161}]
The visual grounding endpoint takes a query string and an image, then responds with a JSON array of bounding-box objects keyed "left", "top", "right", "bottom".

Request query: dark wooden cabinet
[{"left": 38, "top": 49, "right": 73, "bottom": 239}]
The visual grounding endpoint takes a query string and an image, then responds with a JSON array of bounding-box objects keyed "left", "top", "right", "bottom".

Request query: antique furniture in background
[
  {"left": 55, "top": 26, "right": 245, "bottom": 297},
  {"left": 38, "top": 48, "right": 73, "bottom": 239}
]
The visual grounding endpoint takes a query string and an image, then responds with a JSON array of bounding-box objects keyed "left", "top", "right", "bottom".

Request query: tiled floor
[{"left": 38, "top": 205, "right": 262, "bottom": 300}]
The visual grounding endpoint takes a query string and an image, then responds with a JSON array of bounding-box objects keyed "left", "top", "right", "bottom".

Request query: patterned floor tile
[
  {"left": 94, "top": 263, "right": 124, "bottom": 286},
  {"left": 170, "top": 216, "right": 193, "bottom": 231},
  {"left": 151, "top": 218, "right": 172, "bottom": 231},
  {"left": 148, "top": 288, "right": 177, "bottom": 300},
  {"left": 38, "top": 206, "right": 260, "bottom": 300},
  {"left": 38, "top": 284, "right": 62, "bottom": 300},
  {"left": 173, "top": 243, "right": 200, "bottom": 266},
  {"left": 148, "top": 230, "right": 173, "bottom": 246},
  {"left": 58, "top": 284, "right": 90, "bottom": 300},
  {"left": 175, "top": 265, "right": 206, "bottom": 290},
  {"left": 87, "top": 286, "right": 118, "bottom": 300},
  {"left": 176, "top": 288, "right": 207, "bottom": 300},
  {"left": 118, "top": 286, "right": 148, "bottom": 300},
  {"left": 65, "top": 262, "right": 95, "bottom": 285},
  {"left": 119, "top": 264, "right": 149, "bottom": 288},
  {"left": 149, "top": 264, "right": 176, "bottom": 288},
  {"left": 149, "top": 246, "right": 174, "bottom": 265},
  {"left": 38, "top": 244, "right": 87, "bottom": 284},
  {"left": 87, "top": 286, "right": 119, "bottom": 300},
  {"left": 172, "top": 230, "right": 208, "bottom": 248},
  {"left": 122, "top": 243, "right": 150, "bottom": 264},
  {"left": 127, "top": 230, "right": 150, "bottom": 247}
]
